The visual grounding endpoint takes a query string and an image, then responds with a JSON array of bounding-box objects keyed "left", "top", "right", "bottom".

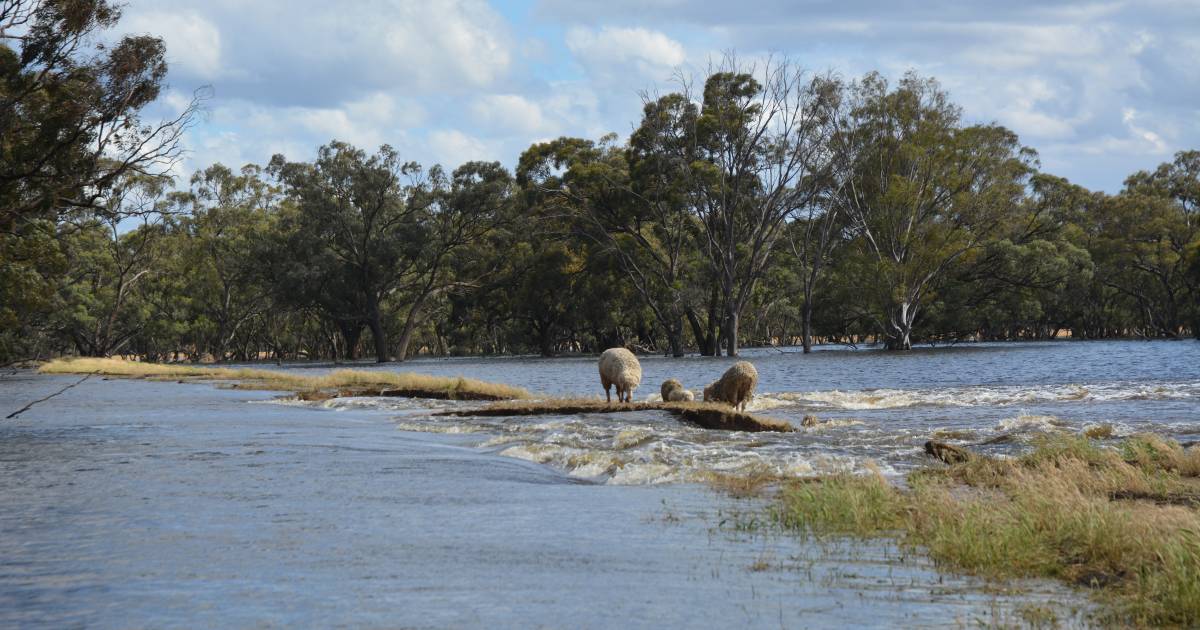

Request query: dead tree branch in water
[{"left": 5, "top": 374, "right": 92, "bottom": 419}]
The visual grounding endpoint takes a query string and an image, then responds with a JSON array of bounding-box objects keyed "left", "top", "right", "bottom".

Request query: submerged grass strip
[
  {"left": 434, "top": 397, "right": 794, "bottom": 433},
  {"left": 763, "top": 435, "right": 1200, "bottom": 626},
  {"left": 39, "top": 357, "right": 531, "bottom": 401}
]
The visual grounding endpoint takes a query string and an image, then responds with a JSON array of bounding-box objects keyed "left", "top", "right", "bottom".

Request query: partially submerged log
[
  {"left": 671, "top": 406, "right": 791, "bottom": 432},
  {"left": 434, "top": 399, "right": 794, "bottom": 433},
  {"left": 924, "top": 440, "right": 975, "bottom": 464}
]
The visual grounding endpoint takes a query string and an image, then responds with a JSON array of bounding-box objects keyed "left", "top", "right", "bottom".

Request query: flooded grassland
[{"left": 2, "top": 339, "right": 1196, "bottom": 627}]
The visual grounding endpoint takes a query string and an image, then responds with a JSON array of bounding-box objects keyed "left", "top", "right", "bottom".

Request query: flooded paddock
[
  {"left": 282, "top": 339, "right": 1200, "bottom": 484},
  {"left": 4, "top": 339, "right": 1195, "bottom": 627}
]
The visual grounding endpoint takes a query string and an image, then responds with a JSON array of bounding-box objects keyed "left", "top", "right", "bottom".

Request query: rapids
[{"left": 271, "top": 340, "right": 1200, "bottom": 485}]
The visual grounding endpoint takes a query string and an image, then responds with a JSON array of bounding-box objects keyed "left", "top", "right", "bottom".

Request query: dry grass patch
[
  {"left": 40, "top": 357, "right": 530, "bottom": 401},
  {"left": 434, "top": 397, "right": 794, "bottom": 433},
  {"left": 766, "top": 435, "right": 1200, "bottom": 626}
]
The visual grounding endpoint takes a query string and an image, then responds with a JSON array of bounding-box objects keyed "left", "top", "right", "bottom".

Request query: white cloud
[
  {"left": 427, "top": 129, "right": 500, "bottom": 168},
  {"left": 991, "top": 78, "right": 1077, "bottom": 139},
  {"left": 566, "top": 26, "right": 686, "bottom": 80},
  {"left": 181, "top": 92, "right": 425, "bottom": 174},
  {"left": 380, "top": 0, "right": 512, "bottom": 89},
  {"left": 122, "top": 11, "right": 222, "bottom": 79},
  {"left": 1115, "top": 108, "right": 1170, "bottom": 154},
  {"left": 122, "top": 0, "right": 514, "bottom": 101},
  {"left": 471, "top": 94, "right": 549, "bottom": 135},
  {"left": 121, "top": 0, "right": 1197, "bottom": 195}
]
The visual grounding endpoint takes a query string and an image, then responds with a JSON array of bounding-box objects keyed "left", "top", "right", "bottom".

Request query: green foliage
[
  {"left": 0, "top": 0, "right": 197, "bottom": 362},
  {"left": 837, "top": 72, "right": 1035, "bottom": 349},
  {"left": 2, "top": 14, "right": 1198, "bottom": 361}
]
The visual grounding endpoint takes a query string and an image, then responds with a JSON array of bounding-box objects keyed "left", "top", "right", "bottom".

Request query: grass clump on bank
[
  {"left": 761, "top": 434, "right": 1200, "bottom": 625},
  {"left": 434, "top": 397, "right": 794, "bottom": 433},
  {"left": 39, "top": 357, "right": 530, "bottom": 401}
]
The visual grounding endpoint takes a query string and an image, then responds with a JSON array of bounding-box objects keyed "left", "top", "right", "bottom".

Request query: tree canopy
[{"left": 2, "top": 11, "right": 1196, "bottom": 363}]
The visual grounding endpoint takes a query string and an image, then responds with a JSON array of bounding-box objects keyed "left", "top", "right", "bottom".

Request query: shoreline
[
  {"left": 728, "top": 435, "right": 1200, "bottom": 626},
  {"left": 29, "top": 336, "right": 1199, "bottom": 370}
]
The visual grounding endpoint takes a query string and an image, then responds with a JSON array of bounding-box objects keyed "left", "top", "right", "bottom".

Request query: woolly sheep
[
  {"left": 660, "top": 378, "right": 695, "bottom": 402},
  {"left": 599, "top": 347, "right": 642, "bottom": 403},
  {"left": 702, "top": 361, "right": 758, "bottom": 411}
]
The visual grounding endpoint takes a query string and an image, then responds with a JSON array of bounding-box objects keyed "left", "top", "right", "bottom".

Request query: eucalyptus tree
[
  {"left": 1093, "top": 193, "right": 1192, "bottom": 337},
  {"left": 0, "top": 0, "right": 198, "bottom": 361},
  {"left": 836, "top": 72, "right": 1033, "bottom": 350},
  {"left": 391, "top": 160, "right": 514, "bottom": 361},
  {"left": 675, "top": 58, "right": 837, "bottom": 356},
  {"left": 1115, "top": 150, "right": 1200, "bottom": 336},
  {"left": 781, "top": 77, "right": 855, "bottom": 353},
  {"left": 512, "top": 139, "right": 608, "bottom": 355},
  {"left": 170, "top": 164, "right": 281, "bottom": 360},
  {"left": 53, "top": 177, "right": 168, "bottom": 357},
  {"left": 0, "top": 0, "right": 197, "bottom": 228},
  {"left": 268, "top": 142, "right": 426, "bottom": 362},
  {"left": 269, "top": 144, "right": 514, "bottom": 362},
  {"left": 784, "top": 193, "right": 850, "bottom": 352},
  {"left": 517, "top": 126, "right": 707, "bottom": 356},
  {"left": 920, "top": 173, "right": 1097, "bottom": 341}
]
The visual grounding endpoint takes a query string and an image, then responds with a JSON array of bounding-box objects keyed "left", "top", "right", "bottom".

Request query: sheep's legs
[{"left": 605, "top": 385, "right": 612, "bottom": 403}]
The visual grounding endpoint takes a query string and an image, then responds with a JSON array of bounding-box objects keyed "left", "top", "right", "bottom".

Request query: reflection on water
[{"left": 271, "top": 340, "right": 1200, "bottom": 485}]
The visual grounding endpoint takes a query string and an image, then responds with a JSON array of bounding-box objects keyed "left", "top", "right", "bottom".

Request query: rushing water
[
  {"left": 277, "top": 339, "right": 1200, "bottom": 485},
  {"left": 1, "top": 339, "right": 1194, "bottom": 627}
]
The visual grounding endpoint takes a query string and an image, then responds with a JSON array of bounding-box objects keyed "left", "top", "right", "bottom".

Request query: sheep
[
  {"left": 702, "top": 361, "right": 758, "bottom": 411},
  {"left": 599, "top": 347, "right": 642, "bottom": 403},
  {"left": 674, "top": 389, "right": 695, "bottom": 402},
  {"left": 660, "top": 378, "right": 696, "bottom": 403}
]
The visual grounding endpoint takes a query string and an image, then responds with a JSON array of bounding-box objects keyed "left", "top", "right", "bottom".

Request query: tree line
[{"left": 3, "top": 1, "right": 1198, "bottom": 364}]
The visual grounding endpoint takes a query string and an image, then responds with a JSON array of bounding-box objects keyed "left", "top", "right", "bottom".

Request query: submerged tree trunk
[
  {"left": 337, "top": 320, "right": 363, "bottom": 361},
  {"left": 707, "top": 285, "right": 722, "bottom": 357},
  {"left": 686, "top": 308, "right": 716, "bottom": 357},
  {"left": 665, "top": 316, "right": 685, "bottom": 358},
  {"left": 367, "top": 297, "right": 389, "bottom": 362},
  {"left": 725, "top": 306, "right": 740, "bottom": 357},
  {"left": 538, "top": 326, "right": 556, "bottom": 357},
  {"left": 802, "top": 300, "right": 814, "bottom": 354},
  {"left": 394, "top": 297, "right": 429, "bottom": 362},
  {"left": 885, "top": 300, "right": 916, "bottom": 351}
]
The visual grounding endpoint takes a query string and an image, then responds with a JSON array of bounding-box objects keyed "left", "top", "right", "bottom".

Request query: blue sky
[{"left": 122, "top": 0, "right": 1200, "bottom": 193}]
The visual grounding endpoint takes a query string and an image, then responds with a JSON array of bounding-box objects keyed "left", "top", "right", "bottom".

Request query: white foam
[
  {"left": 773, "top": 381, "right": 1199, "bottom": 411},
  {"left": 996, "top": 413, "right": 1069, "bottom": 433},
  {"left": 394, "top": 421, "right": 482, "bottom": 434}
]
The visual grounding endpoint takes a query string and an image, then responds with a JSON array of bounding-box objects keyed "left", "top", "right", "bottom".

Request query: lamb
[
  {"left": 702, "top": 361, "right": 758, "bottom": 411},
  {"left": 598, "top": 347, "right": 642, "bottom": 403},
  {"left": 660, "top": 378, "right": 695, "bottom": 403}
]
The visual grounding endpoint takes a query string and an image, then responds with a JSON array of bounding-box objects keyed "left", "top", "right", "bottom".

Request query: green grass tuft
[{"left": 755, "top": 434, "right": 1200, "bottom": 626}]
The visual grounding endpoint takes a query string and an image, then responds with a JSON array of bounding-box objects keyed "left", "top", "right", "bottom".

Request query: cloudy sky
[{"left": 121, "top": 0, "right": 1199, "bottom": 193}]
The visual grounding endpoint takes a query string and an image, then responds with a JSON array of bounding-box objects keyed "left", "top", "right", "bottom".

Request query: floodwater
[
  {"left": 2, "top": 339, "right": 1195, "bottom": 627},
  {"left": 282, "top": 339, "right": 1200, "bottom": 484}
]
